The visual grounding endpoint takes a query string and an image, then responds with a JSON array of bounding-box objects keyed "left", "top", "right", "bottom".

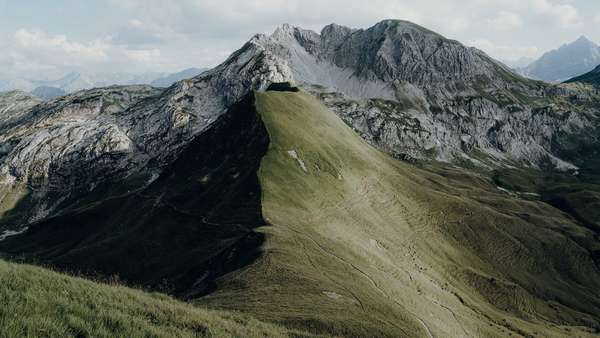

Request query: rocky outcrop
[
  {"left": 0, "top": 43, "right": 292, "bottom": 222},
  {"left": 0, "top": 91, "right": 41, "bottom": 129},
  {"left": 248, "top": 20, "right": 599, "bottom": 169},
  {"left": 1, "top": 19, "right": 600, "bottom": 226}
]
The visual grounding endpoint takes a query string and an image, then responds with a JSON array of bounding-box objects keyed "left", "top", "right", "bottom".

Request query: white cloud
[
  {"left": 488, "top": 11, "right": 523, "bottom": 31},
  {"left": 469, "top": 38, "right": 540, "bottom": 60},
  {"left": 14, "top": 29, "right": 109, "bottom": 63},
  {"left": 0, "top": 0, "right": 596, "bottom": 80},
  {"left": 0, "top": 28, "right": 180, "bottom": 78},
  {"left": 527, "top": 0, "right": 581, "bottom": 28},
  {"left": 124, "top": 48, "right": 161, "bottom": 63},
  {"left": 114, "top": 19, "right": 183, "bottom": 45}
]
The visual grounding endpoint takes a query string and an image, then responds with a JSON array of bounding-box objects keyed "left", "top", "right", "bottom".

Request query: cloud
[
  {"left": 124, "top": 48, "right": 161, "bottom": 63},
  {"left": 0, "top": 0, "right": 595, "bottom": 80},
  {"left": 524, "top": 0, "right": 581, "bottom": 28},
  {"left": 488, "top": 11, "right": 523, "bottom": 31},
  {"left": 14, "top": 29, "right": 110, "bottom": 63},
  {"left": 468, "top": 38, "right": 540, "bottom": 60},
  {"left": 0, "top": 28, "right": 180, "bottom": 78},
  {"left": 113, "top": 18, "right": 187, "bottom": 46}
]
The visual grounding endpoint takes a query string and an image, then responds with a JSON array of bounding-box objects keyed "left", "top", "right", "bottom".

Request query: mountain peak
[
  {"left": 269, "top": 23, "right": 319, "bottom": 45},
  {"left": 573, "top": 35, "right": 594, "bottom": 45},
  {"left": 271, "top": 23, "right": 302, "bottom": 37},
  {"left": 523, "top": 35, "right": 600, "bottom": 82},
  {"left": 564, "top": 35, "right": 598, "bottom": 51}
]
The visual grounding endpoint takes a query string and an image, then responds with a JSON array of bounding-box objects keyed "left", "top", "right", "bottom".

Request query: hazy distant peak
[
  {"left": 574, "top": 35, "right": 594, "bottom": 45},
  {"left": 522, "top": 36, "right": 600, "bottom": 83}
]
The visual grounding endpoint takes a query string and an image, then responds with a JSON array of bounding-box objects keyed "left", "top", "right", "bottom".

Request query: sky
[{"left": 0, "top": 0, "right": 599, "bottom": 79}]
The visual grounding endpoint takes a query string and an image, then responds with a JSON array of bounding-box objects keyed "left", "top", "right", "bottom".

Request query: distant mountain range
[
  {"left": 150, "top": 68, "right": 207, "bottom": 87},
  {"left": 502, "top": 56, "right": 535, "bottom": 69},
  {"left": 519, "top": 36, "right": 600, "bottom": 83},
  {"left": 0, "top": 68, "right": 207, "bottom": 100}
]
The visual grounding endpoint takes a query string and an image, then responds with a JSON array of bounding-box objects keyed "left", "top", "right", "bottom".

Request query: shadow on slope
[
  {"left": 0, "top": 94, "right": 269, "bottom": 298},
  {"left": 199, "top": 90, "right": 600, "bottom": 337}
]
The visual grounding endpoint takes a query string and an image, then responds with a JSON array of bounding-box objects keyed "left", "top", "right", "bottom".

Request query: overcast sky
[{"left": 1, "top": 0, "right": 599, "bottom": 79}]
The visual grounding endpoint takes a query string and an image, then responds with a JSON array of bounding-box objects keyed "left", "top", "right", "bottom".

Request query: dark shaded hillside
[
  {"left": 1, "top": 88, "right": 600, "bottom": 337},
  {"left": 0, "top": 94, "right": 269, "bottom": 297},
  {"left": 566, "top": 65, "right": 600, "bottom": 87}
]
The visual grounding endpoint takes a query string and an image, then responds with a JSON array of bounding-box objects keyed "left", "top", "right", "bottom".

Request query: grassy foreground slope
[
  {"left": 0, "top": 259, "right": 307, "bottom": 338},
  {"left": 200, "top": 90, "right": 600, "bottom": 337}
]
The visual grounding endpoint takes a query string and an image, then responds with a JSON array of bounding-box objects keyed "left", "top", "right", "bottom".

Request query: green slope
[
  {"left": 1, "top": 88, "right": 599, "bottom": 337},
  {"left": 199, "top": 90, "right": 600, "bottom": 337},
  {"left": 566, "top": 65, "right": 600, "bottom": 87},
  {"left": 0, "top": 259, "right": 306, "bottom": 338},
  {"left": 0, "top": 95, "right": 269, "bottom": 297}
]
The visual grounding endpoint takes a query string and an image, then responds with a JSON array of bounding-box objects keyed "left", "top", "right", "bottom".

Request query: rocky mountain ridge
[
  {"left": 1, "top": 20, "right": 600, "bottom": 337},
  {"left": 249, "top": 21, "right": 598, "bottom": 168},
  {"left": 1, "top": 19, "right": 599, "bottom": 226}
]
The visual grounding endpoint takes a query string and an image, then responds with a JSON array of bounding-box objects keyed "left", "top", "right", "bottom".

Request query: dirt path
[{"left": 279, "top": 222, "right": 438, "bottom": 337}]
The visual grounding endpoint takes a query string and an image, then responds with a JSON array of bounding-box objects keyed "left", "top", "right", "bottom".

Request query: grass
[
  {"left": 0, "top": 94, "right": 269, "bottom": 296},
  {"left": 199, "top": 89, "right": 600, "bottom": 337},
  {"left": 493, "top": 167, "right": 600, "bottom": 232},
  {"left": 2, "top": 89, "right": 600, "bottom": 337},
  {"left": 0, "top": 259, "right": 306, "bottom": 338}
]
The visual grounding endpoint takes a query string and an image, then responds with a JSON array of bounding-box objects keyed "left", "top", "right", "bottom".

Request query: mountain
[
  {"left": 566, "top": 64, "right": 600, "bottom": 87},
  {"left": 0, "top": 78, "right": 38, "bottom": 92},
  {"left": 37, "top": 71, "right": 168, "bottom": 92},
  {"left": 0, "top": 20, "right": 600, "bottom": 337},
  {"left": 0, "top": 90, "right": 41, "bottom": 128},
  {"left": 151, "top": 67, "right": 208, "bottom": 87},
  {"left": 250, "top": 21, "right": 595, "bottom": 169},
  {"left": 502, "top": 56, "right": 535, "bottom": 69},
  {"left": 4, "top": 84, "right": 599, "bottom": 337},
  {"left": 521, "top": 36, "right": 600, "bottom": 83},
  {"left": 30, "top": 86, "right": 66, "bottom": 101},
  {"left": 0, "top": 69, "right": 208, "bottom": 95},
  {"left": 0, "top": 72, "right": 162, "bottom": 93}
]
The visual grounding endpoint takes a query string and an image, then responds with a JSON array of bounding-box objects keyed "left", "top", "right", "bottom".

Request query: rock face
[
  {"left": 1, "top": 20, "right": 599, "bottom": 225},
  {"left": 0, "top": 86, "right": 161, "bottom": 191},
  {"left": 248, "top": 21, "right": 598, "bottom": 168},
  {"left": 522, "top": 36, "right": 600, "bottom": 83},
  {"left": 0, "top": 91, "right": 41, "bottom": 128},
  {"left": 0, "top": 38, "right": 292, "bottom": 223}
]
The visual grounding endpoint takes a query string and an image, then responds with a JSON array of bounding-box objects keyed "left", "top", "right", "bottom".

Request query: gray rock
[
  {"left": 2, "top": 19, "right": 600, "bottom": 225},
  {"left": 250, "top": 20, "right": 597, "bottom": 169}
]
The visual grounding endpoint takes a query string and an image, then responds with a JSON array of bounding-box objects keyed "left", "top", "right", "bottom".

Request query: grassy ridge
[
  {"left": 200, "top": 90, "right": 600, "bottom": 337},
  {"left": 1, "top": 89, "right": 599, "bottom": 337},
  {"left": 0, "top": 259, "right": 305, "bottom": 338}
]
